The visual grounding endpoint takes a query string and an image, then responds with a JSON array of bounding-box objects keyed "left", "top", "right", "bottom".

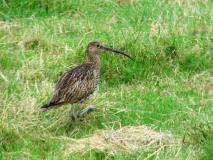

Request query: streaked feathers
[{"left": 41, "top": 63, "right": 99, "bottom": 111}]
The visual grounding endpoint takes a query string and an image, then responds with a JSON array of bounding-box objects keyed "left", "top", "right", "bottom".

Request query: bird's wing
[{"left": 50, "top": 63, "right": 95, "bottom": 104}]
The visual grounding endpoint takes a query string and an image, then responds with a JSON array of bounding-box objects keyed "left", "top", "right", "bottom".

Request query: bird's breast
[{"left": 93, "top": 69, "right": 99, "bottom": 81}]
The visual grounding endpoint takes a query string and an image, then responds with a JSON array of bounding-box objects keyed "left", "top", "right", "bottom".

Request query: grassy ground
[{"left": 0, "top": 0, "right": 213, "bottom": 159}]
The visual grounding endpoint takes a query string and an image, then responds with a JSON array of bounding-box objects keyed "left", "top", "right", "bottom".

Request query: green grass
[{"left": 0, "top": 0, "right": 213, "bottom": 159}]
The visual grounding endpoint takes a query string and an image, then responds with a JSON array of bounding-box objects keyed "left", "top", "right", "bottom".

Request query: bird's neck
[{"left": 86, "top": 53, "right": 100, "bottom": 70}]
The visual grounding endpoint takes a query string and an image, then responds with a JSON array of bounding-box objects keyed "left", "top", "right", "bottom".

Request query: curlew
[{"left": 41, "top": 41, "right": 133, "bottom": 120}]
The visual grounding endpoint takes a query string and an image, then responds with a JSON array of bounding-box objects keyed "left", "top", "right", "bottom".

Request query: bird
[{"left": 41, "top": 41, "right": 133, "bottom": 120}]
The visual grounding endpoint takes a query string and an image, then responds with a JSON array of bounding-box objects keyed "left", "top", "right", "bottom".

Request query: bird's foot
[{"left": 76, "top": 105, "right": 96, "bottom": 118}]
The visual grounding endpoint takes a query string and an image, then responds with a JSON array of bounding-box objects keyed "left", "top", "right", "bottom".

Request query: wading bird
[{"left": 41, "top": 41, "right": 133, "bottom": 121}]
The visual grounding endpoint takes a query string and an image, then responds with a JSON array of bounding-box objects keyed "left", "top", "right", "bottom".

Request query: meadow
[{"left": 0, "top": 0, "right": 213, "bottom": 159}]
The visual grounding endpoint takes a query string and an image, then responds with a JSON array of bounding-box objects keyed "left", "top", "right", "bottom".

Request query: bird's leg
[
  {"left": 76, "top": 105, "right": 96, "bottom": 118},
  {"left": 70, "top": 104, "right": 76, "bottom": 121}
]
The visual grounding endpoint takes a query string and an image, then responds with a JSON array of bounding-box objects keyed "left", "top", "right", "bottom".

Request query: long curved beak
[{"left": 100, "top": 46, "right": 134, "bottom": 61}]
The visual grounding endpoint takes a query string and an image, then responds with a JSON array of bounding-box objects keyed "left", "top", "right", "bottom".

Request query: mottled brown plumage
[{"left": 41, "top": 41, "right": 133, "bottom": 118}]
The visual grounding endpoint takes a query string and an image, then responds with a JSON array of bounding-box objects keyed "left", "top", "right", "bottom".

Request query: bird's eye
[{"left": 96, "top": 44, "right": 100, "bottom": 48}]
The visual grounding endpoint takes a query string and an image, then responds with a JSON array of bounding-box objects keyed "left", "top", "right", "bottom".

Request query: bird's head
[{"left": 86, "top": 41, "right": 133, "bottom": 61}]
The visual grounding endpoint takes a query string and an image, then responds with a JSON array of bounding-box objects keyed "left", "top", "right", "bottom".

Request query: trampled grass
[{"left": 0, "top": 0, "right": 213, "bottom": 159}]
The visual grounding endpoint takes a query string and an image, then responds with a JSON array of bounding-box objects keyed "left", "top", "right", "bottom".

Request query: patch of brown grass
[
  {"left": 18, "top": 37, "right": 44, "bottom": 51},
  {"left": 65, "top": 125, "right": 180, "bottom": 155}
]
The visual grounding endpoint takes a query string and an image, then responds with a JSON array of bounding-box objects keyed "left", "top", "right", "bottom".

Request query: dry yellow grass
[{"left": 65, "top": 125, "right": 180, "bottom": 156}]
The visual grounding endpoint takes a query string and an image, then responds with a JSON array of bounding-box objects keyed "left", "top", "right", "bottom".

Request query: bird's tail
[
  {"left": 41, "top": 102, "right": 64, "bottom": 112},
  {"left": 40, "top": 103, "right": 54, "bottom": 112}
]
